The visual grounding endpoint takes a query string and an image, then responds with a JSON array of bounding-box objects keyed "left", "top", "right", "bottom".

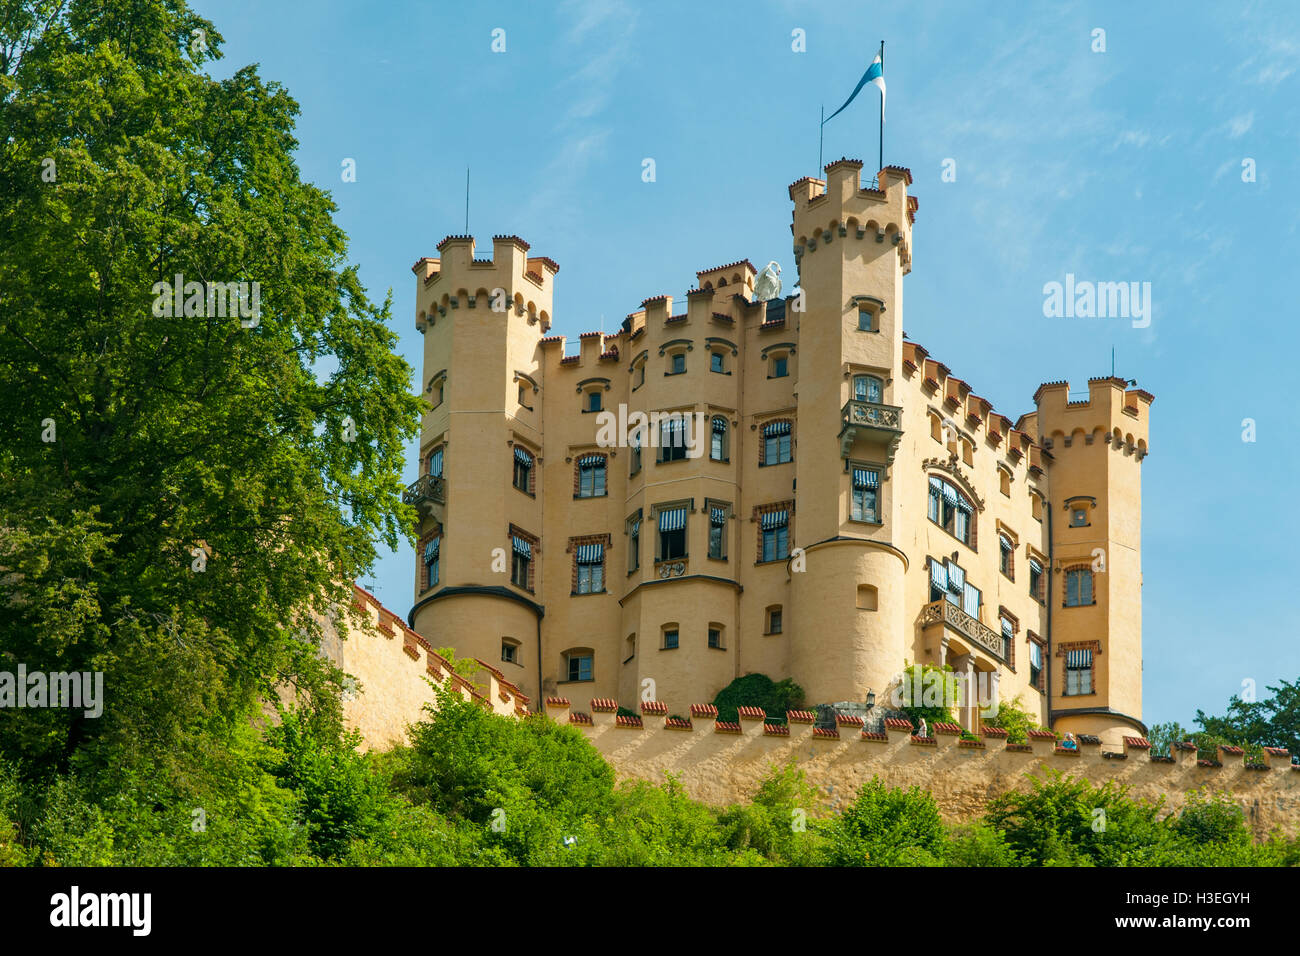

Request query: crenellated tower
[
  {"left": 786, "top": 160, "right": 915, "bottom": 707},
  {"left": 1022, "top": 378, "right": 1153, "bottom": 746},
  {"left": 407, "top": 235, "right": 557, "bottom": 706}
]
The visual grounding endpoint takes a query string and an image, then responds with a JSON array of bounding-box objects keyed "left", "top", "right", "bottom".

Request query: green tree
[
  {"left": 819, "top": 778, "right": 948, "bottom": 866},
  {"left": 0, "top": 0, "right": 423, "bottom": 783},
  {"left": 981, "top": 694, "right": 1042, "bottom": 743}
]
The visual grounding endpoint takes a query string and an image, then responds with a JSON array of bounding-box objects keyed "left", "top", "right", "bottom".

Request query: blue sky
[{"left": 196, "top": 0, "right": 1299, "bottom": 729}]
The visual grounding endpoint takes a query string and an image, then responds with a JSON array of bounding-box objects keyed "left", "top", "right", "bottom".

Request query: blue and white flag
[{"left": 824, "top": 43, "right": 886, "bottom": 125}]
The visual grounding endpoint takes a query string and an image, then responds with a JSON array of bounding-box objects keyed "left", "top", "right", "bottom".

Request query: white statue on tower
[{"left": 753, "top": 260, "right": 782, "bottom": 301}]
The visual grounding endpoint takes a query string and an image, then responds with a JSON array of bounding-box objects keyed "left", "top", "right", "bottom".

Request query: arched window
[
  {"left": 853, "top": 374, "right": 883, "bottom": 404},
  {"left": 927, "top": 476, "right": 974, "bottom": 546},
  {"left": 710, "top": 416, "right": 728, "bottom": 461}
]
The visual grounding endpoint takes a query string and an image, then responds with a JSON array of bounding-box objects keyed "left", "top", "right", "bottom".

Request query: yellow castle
[{"left": 404, "top": 159, "right": 1153, "bottom": 748}]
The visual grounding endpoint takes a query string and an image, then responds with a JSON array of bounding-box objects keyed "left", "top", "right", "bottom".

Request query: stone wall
[{"left": 549, "top": 698, "right": 1300, "bottom": 838}]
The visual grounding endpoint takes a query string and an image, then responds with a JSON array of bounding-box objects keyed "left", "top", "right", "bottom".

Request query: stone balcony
[
  {"left": 839, "top": 399, "right": 903, "bottom": 462},
  {"left": 403, "top": 473, "right": 445, "bottom": 520},
  {"left": 919, "top": 599, "right": 1010, "bottom": 665}
]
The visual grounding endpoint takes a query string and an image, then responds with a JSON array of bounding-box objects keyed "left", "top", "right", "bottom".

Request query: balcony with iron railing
[
  {"left": 839, "top": 399, "right": 903, "bottom": 461},
  {"left": 919, "top": 599, "right": 1010, "bottom": 664},
  {"left": 403, "top": 473, "right": 445, "bottom": 519}
]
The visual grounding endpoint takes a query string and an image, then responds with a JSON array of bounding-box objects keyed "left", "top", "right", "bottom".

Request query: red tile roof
[
  {"left": 1264, "top": 747, "right": 1290, "bottom": 757},
  {"left": 492, "top": 234, "right": 530, "bottom": 251},
  {"left": 811, "top": 727, "right": 839, "bottom": 739},
  {"left": 911, "top": 736, "right": 937, "bottom": 746},
  {"left": 1006, "top": 744, "right": 1033, "bottom": 753},
  {"left": 569, "top": 712, "right": 593, "bottom": 726},
  {"left": 1219, "top": 745, "right": 1244, "bottom": 755},
  {"left": 715, "top": 721, "right": 742, "bottom": 734},
  {"left": 640, "top": 700, "right": 668, "bottom": 715},
  {"left": 959, "top": 739, "right": 985, "bottom": 749},
  {"left": 545, "top": 696, "right": 570, "bottom": 707},
  {"left": 1027, "top": 729, "right": 1058, "bottom": 740},
  {"left": 883, "top": 717, "right": 913, "bottom": 731},
  {"left": 931, "top": 721, "right": 962, "bottom": 735},
  {"left": 835, "top": 714, "right": 864, "bottom": 728},
  {"left": 763, "top": 724, "right": 790, "bottom": 737},
  {"left": 615, "top": 714, "right": 643, "bottom": 729},
  {"left": 1123, "top": 736, "right": 1152, "bottom": 749},
  {"left": 981, "top": 727, "right": 1009, "bottom": 738},
  {"left": 690, "top": 704, "right": 718, "bottom": 718},
  {"left": 860, "top": 731, "right": 887, "bottom": 742},
  {"left": 590, "top": 698, "right": 618, "bottom": 714},
  {"left": 786, "top": 710, "right": 816, "bottom": 723},
  {"left": 736, "top": 705, "right": 766, "bottom": 720}
]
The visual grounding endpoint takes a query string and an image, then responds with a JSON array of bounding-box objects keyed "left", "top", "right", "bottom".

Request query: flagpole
[
  {"left": 878, "top": 40, "right": 884, "bottom": 179},
  {"left": 818, "top": 104, "right": 824, "bottom": 188}
]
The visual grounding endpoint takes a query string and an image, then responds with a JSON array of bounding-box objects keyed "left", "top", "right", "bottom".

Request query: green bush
[{"left": 712, "top": 674, "right": 805, "bottom": 724}]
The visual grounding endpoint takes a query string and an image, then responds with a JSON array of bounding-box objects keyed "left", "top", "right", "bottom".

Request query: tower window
[
  {"left": 576, "top": 455, "right": 607, "bottom": 498},
  {"left": 501, "top": 639, "right": 520, "bottom": 665},
  {"left": 771, "top": 355, "right": 789, "bottom": 378},
  {"left": 766, "top": 606, "right": 783, "bottom": 635},
  {"left": 710, "top": 416, "right": 728, "bottom": 461},
  {"left": 858, "top": 307, "right": 875, "bottom": 332},
  {"left": 710, "top": 351, "right": 725, "bottom": 373},
  {"left": 586, "top": 390, "right": 603, "bottom": 412},
  {"left": 510, "top": 532, "right": 534, "bottom": 591},
  {"left": 850, "top": 466, "right": 879, "bottom": 523},
  {"left": 708, "top": 504, "right": 728, "bottom": 559},
  {"left": 759, "top": 509, "right": 790, "bottom": 563},
  {"left": 761, "top": 420, "right": 792, "bottom": 465},
  {"left": 659, "top": 416, "right": 689, "bottom": 462},
  {"left": 422, "top": 536, "right": 440, "bottom": 589},
  {"left": 1064, "top": 648, "right": 1094, "bottom": 695},
  {"left": 662, "top": 627, "right": 679, "bottom": 650},
  {"left": 656, "top": 505, "right": 688, "bottom": 560},
  {"left": 512, "top": 447, "right": 533, "bottom": 494},
  {"left": 1071, "top": 507, "right": 1088, "bottom": 527},
  {"left": 1064, "top": 568, "right": 1094, "bottom": 607},
  {"left": 669, "top": 352, "right": 686, "bottom": 375},
  {"left": 853, "top": 374, "right": 883, "bottom": 404},
  {"left": 708, "top": 626, "right": 724, "bottom": 649},
  {"left": 427, "top": 447, "right": 444, "bottom": 478},
  {"left": 575, "top": 541, "right": 605, "bottom": 594}
]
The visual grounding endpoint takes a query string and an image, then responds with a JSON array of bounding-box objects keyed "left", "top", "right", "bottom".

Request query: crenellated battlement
[
  {"left": 413, "top": 234, "right": 559, "bottom": 334},
  {"left": 1029, "top": 378, "right": 1153, "bottom": 460},
  {"left": 791, "top": 160, "right": 915, "bottom": 274},
  {"left": 544, "top": 699, "right": 1300, "bottom": 833}
]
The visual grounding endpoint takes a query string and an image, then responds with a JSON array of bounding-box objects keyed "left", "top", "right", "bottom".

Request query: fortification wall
[
  {"left": 321, "top": 586, "right": 529, "bottom": 748},
  {"left": 548, "top": 698, "right": 1300, "bottom": 838}
]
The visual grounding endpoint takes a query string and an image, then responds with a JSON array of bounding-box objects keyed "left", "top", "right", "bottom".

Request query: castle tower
[
  {"left": 786, "top": 161, "right": 915, "bottom": 706},
  {"left": 1024, "top": 378, "right": 1153, "bottom": 747},
  {"left": 407, "top": 235, "right": 557, "bottom": 706}
]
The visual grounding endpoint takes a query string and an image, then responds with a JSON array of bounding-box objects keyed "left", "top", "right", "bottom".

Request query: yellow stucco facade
[{"left": 404, "top": 159, "right": 1155, "bottom": 748}]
